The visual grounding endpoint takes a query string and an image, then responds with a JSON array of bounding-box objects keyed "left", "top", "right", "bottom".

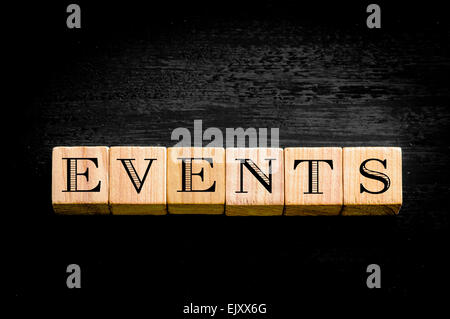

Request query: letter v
[{"left": 117, "top": 158, "right": 156, "bottom": 193}]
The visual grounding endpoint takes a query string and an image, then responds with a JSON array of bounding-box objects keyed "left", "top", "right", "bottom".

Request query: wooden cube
[
  {"left": 342, "top": 147, "right": 402, "bottom": 215},
  {"left": 52, "top": 146, "right": 109, "bottom": 214},
  {"left": 226, "top": 148, "right": 284, "bottom": 216},
  {"left": 109, "top": 147, "right": 166, "bottom": 215},
  {"left": 167, "top": 147, "right": 225, "bottom": 214},
  {"left": 284, "top": 147, "right": 343, "bottom": 215}
]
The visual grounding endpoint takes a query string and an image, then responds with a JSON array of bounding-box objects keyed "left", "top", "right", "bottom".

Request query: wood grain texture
[
  {"left": 226, "top": 148, "right": 284, "bottom": 215},
  {"left": 109, "top": 146, "right": 166, "bottom": 215},
  {"left": 342, "top": 147, "right": 402, "bottom": 215},
  {"left": 52, "top": 146, "right": 109, "bottom": 214},
  {"left": 167, "top": 147, "right": 225, "bottom": 214},
  {"left": 284, "top": 147, "right": 342, "bottom": 215}
]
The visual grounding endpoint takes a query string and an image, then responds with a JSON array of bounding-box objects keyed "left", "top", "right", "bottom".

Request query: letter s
[{"left": 360, "top": 158, "right": 391, "bottom": 194}]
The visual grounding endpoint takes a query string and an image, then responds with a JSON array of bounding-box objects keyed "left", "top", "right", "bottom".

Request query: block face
[
  {"left": 284, "top": 147, "right": 343, "bottom": 216},
  {"left": 52, "top": 146, "right": 109, "bottom": 214},
  {"left": 226, "top": 148, "right": 284, "bottom": 216},
  {"left": 342, "top": 147, "right": 402, "bottom": 215},
  {"left": 109, "top": 147, "right": 166, "bottom": 215},
  {"left": 167, "top": 147, "right": 225, "bottom": 214}
]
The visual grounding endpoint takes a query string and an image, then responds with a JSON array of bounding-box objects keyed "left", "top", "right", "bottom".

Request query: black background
[{"left": 10, "top": 0, "right": 450, "bottom": 314}]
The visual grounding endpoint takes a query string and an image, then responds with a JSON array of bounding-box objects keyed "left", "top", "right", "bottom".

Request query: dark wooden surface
[{"left": 10, "top": 0, "right": 450, "bottom": 312}]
